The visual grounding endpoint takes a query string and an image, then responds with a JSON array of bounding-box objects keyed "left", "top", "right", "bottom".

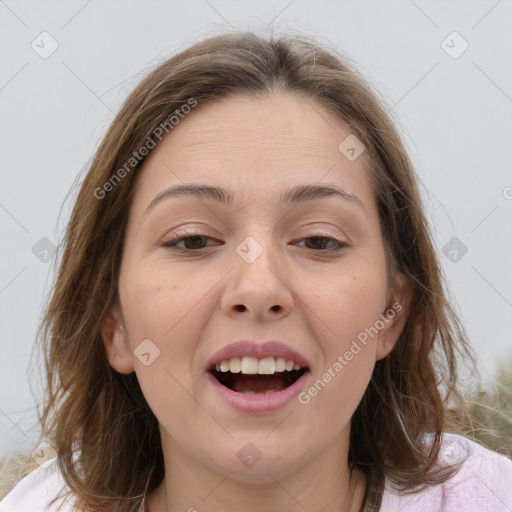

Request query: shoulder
[
  {"left": 0, "top": 457, "right": 76, "bottom": 512},
  {"left": 380, "top": 432, "right": 512, "bottom": 512}
]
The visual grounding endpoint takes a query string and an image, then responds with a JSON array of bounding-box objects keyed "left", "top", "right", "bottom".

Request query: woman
[{"left": 1, "top": 31, "right": 511, "bottom": 512}]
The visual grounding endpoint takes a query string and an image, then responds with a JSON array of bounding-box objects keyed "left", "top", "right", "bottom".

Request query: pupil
[
  {"left": 185, "top": 236, "right": 206, "bottom": 249},
  {"left": 307, "top": 237, "right": 329, "bottom": 250}
]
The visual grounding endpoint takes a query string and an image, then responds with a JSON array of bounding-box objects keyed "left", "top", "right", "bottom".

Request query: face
[{"left": 101, "top": 92, "right": 409, "bottom": 483}]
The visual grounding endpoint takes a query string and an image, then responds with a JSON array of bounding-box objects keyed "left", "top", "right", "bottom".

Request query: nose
[{"left": 220, "top": 236, "right": 294, "bottom": 322}]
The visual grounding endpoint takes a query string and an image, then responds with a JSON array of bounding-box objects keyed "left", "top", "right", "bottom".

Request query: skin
[{"left": 101, "top": 92, "right": 411, "bottom": 512}]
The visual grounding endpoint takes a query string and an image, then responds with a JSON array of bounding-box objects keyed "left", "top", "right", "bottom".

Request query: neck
[{"left": 145, "top": 430, "right": 367, "bottom": 512}]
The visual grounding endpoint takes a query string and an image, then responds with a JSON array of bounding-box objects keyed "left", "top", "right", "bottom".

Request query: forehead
[
  {"left": 153, "top": 92, "right": 353, "bottom": 158},
  {"left": 131, "top": 92, "right": 374, "bottom": 214}
]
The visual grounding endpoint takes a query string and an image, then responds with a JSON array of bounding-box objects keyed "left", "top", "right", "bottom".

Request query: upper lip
[{"left": 206, "top": 340, "right": 311, "bottom": 371}]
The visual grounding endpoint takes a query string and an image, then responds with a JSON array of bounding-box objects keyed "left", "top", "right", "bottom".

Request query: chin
[{"left": 205, "top": 444, "right": 309, "bottom": 483}]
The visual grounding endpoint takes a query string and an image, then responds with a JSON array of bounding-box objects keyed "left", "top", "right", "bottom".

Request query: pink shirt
[{"left": 1, "top": 433, "right": 511, "bottom": 511}]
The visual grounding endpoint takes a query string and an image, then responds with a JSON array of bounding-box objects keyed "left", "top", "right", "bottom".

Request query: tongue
[{"left": 232, "top": 374, "right": 286, "bottom": 393}]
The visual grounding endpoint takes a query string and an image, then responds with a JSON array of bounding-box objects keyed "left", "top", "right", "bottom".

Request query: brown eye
[
  {"left": 297, "top": 235, "right": 350, "bottom": 252},
  {"left": 162, "top": 234, "right": 220, "bottom": 251}
]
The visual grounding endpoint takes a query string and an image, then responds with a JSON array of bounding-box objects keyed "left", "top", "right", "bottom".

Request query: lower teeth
[{"left": 239, "top": 388, "right": 283, "bottom": 395}]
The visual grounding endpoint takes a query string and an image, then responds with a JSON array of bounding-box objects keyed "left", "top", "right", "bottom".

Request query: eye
[
  {"left": 161, "top": 234, "right": 220, "bottom": 251},
  {"left": 295, "top": 235, "right": 350, "bottom": 252}
]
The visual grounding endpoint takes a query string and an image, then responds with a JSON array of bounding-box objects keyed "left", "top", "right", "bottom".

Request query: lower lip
[{"left": 206, "top": 370, "right": 310, "bottom": 414}]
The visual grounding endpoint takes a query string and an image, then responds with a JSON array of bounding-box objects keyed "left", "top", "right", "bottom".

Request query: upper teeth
[{"left": 215, "top": 357, "right": 301, "bottom": 375}]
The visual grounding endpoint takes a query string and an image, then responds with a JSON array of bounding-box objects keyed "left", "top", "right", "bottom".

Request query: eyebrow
[{"left": 143, "top": 183, "right": 366, "bottom": 217}]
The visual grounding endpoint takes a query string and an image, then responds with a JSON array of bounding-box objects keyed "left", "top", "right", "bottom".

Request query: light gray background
[{"left": 1, "top": 0, "right": 511, "bottom": 459}]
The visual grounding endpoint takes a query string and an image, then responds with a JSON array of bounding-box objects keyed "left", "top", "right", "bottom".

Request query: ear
[
  {"left": 375, "top": 272, "right": 412, "bottom": 361},
  {"left": 100, "top": 301, "right": 135, "bottom": 374}
]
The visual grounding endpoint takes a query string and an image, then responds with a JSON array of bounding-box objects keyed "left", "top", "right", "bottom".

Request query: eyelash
[{"left": 161, "top": 231, "right": 351, "bottom": 253}]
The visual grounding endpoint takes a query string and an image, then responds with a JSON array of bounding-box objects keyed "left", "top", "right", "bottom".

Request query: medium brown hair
[{"left": 28, "top": 30, "right": 480, "bottom": 511}]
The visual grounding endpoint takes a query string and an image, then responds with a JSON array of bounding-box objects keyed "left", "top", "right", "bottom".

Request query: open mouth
[{"left": 209, "top": 366, "right": 309, "bottom": 394}]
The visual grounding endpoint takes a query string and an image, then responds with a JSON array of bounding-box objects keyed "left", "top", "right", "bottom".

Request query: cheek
[
  {"left": 300, "top": 341, "right": 375, "bottom": 429},
  {"left": 122, "top": 260, "right": 209, "bottom": 341},
  {"left": 301, "top": 265, "right": 387, "bottom": 347},
  {"left": 297, "top": 261, "right": 384, "bottom": 412},
  {"left": 120, "top": 266, "right": 209, "bottom": 424},
  {"left": 118, "top": 267, "right": 203, "bottom": 408}
]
